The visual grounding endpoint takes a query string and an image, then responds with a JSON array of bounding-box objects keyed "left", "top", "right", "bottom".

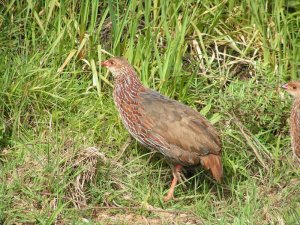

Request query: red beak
[
  {"left": 101, "top": 60, "right": 110, "bottom": 67},
  {"left": 281, "top": 83, "right": 288, "bottom": 89}
]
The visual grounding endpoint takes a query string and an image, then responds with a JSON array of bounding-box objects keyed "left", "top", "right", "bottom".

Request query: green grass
[{"left": 1, "top": 0, "right": 300, "bottom": 224}]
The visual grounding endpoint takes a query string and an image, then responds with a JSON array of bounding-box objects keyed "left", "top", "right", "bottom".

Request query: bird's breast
[{"left": 113, "top": 88, "right": 149, "bottom": 143}]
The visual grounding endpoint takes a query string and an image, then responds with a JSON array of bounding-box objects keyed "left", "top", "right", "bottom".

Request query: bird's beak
[
  {"left": 100, "top": 60, "right": 110, "bottom": 67},
  {"left": 281, "top": 83, "right": 288, "bottom": 89}
]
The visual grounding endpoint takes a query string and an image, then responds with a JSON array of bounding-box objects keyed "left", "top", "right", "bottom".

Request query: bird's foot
[{"left": 163, "top": 193, "right": 175, "bottom": 202}]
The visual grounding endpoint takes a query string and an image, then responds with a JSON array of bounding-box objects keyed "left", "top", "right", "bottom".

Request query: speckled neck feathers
[
  {"left": 113, "top": 66, "right": 146, "bottom": 133},
  {"left": 113, "top": 66, "right": 145, "bottom": 103}
]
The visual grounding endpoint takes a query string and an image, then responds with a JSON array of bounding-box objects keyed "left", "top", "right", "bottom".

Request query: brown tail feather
[{"left": 200, "top": 154, "right": 223, "bottom": 182}]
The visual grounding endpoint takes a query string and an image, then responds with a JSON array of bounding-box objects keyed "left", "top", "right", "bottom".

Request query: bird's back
[{"left": 136, "top": 89, "right": 221, "bottom": 166}]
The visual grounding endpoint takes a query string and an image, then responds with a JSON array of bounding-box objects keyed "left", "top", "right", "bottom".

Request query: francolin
[
  {"left": 282, "top": 81, "right": 300, "bottom": 163},
  {"left": 101, "top": 57, "right": 223, "bottom": 201}
]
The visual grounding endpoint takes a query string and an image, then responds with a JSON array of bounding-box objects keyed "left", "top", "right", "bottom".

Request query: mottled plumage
[
  {"left": 101, "top": 57, "right": 223, "bottom": 201},
  {"left": 282, "top": 81, "right": 300, "bottom": 163}
]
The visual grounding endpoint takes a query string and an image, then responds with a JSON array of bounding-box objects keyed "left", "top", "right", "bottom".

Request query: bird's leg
[
  {"left": 171, "top": 164, "right": 187, "bottom": 188},
  {"left": 293, "top": 153, "right": 300, "bottom": 164},
  {"left": 175, "top": 169, "right": 187, "bottom": 187},
  {"left": 163, "top": 164, "right": 182, "bottom": 202}
]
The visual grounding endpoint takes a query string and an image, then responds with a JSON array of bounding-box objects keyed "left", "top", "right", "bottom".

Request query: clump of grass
[{"left": 0, "top": 0, "right": 300, "bottom": 224}]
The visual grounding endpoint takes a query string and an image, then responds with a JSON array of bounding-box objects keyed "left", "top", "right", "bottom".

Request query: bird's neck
[
  {"left": 292, "top": 98, "right": 300, "bottom": 109},
  {"left": 113, "top": 69, "right": 146, "bottom": 105}
]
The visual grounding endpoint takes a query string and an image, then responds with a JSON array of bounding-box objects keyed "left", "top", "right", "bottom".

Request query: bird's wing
[{"left": 138, "top": 90, "right": 221, "bottom": 158}]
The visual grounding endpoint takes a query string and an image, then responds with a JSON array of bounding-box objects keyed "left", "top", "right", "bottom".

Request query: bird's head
[
  {"left": 101, "top": 57, "right": 133, "bottom": 77},
  {"left": 281, "top": 81, "right": 300, "bottom": 98}
]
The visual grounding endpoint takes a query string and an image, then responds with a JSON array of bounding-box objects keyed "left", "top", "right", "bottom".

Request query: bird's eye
[
  {"left": 110, "top": 61, "right": 115, "bottom": 65},
  {"left": 293, "top": 86, "right": 297, "bottom": 90}
]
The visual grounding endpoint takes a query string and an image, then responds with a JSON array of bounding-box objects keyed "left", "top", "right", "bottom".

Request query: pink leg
[{"left": 163, "top": 165, "right": 182, "bottom": 202}]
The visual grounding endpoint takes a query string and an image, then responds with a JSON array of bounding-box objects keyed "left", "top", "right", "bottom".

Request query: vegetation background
[{"left": 1, "top": 0, "right": 300, "bottom": 224}]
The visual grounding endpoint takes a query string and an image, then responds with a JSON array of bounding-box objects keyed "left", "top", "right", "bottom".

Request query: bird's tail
[{"left": 200, "top": 154, "right": 223, "bottom": 182}]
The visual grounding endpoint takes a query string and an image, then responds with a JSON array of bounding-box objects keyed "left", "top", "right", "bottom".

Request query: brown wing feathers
[{"left": 139, "top": 90, "right": 223, "bottom": 180}]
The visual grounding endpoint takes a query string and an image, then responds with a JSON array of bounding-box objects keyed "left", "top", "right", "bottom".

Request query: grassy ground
[{"left": 1, "top": 0, "right": 300, "bottom": 224}]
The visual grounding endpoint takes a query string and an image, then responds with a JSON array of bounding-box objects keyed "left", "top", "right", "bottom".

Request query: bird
[
  {"left": 281, "top": 81, "right": 300, "bottom": 163},
  {"left": 101, "top": 57, "right": 223, "bottom": 201}
]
